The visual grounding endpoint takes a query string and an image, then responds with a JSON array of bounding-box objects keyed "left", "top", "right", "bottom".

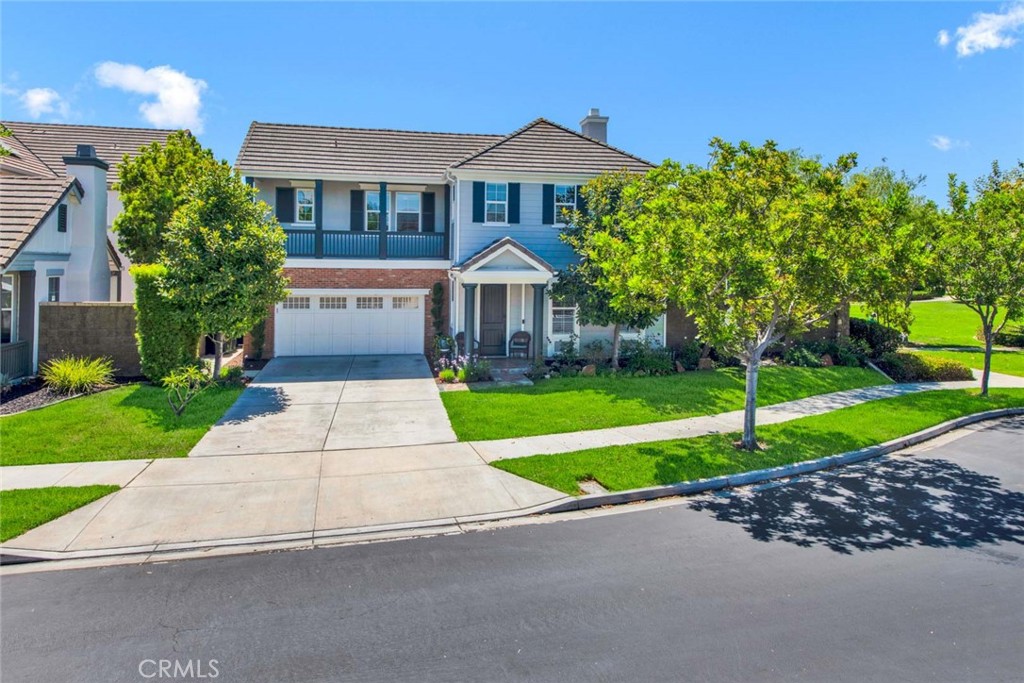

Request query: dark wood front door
[{"left": 479, "top": 284, "right": 507, "bottom": 356}]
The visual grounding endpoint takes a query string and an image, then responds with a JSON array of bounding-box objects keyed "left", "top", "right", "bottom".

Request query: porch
[{"left": 2, "top": 271, "right": 36, "bottom": 380}]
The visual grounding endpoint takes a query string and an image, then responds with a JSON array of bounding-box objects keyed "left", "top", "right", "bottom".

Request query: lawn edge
[{"left": 533, "top": 406, "right": 1024, "bottom": 513}]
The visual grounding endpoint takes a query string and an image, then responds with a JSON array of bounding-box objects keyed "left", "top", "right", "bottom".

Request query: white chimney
[
  {"left": 63, "top": 145, "right": 111, "bottom": 302},
  {"left": 580, "top": 108, "right": 609, "bottom": 143}
]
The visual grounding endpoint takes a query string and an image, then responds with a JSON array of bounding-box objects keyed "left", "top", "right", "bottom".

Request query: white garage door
[{"left": 275, "top": 292, "right": 424, "bottom": 356}]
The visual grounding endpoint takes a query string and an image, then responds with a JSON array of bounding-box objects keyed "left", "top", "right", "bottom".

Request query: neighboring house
[
  {"left": 0, "top": 122, "right": 175, "bottom": 378},
  {"left": 237, "top": 109, "right": 666, "bottom": 360}
]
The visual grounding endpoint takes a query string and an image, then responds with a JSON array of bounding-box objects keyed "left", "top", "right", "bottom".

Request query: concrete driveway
[{"left": 190, "top": 355, "right": 457, "bottom": 456}]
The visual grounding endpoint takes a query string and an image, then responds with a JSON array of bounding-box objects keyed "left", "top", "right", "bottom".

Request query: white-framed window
[
  {"left": 554, "top": 185, "right": 576, "bottom": 225},
  {"left": 282, "top": 296, "right": 310, "bottom": 310},
  {"left": 392, "top": 296, "right": 419, "bottom": 310},
  {"left": 356, "top": 296, "right": 384, "bottom": 310},
  {"left": 295, "top": 188, "right": 314, "bottom": 223},
  {"left": 395, "top": 192, "right": 421, "bottom": 233},
  {"left": 366, "top": 192, "right": 388, "bottom": 232},
  {"left": 47, "top": 276, "right": 61, "bottom": 303},
  {"left": 551, "top": 295, "right": 576, "bottom": 336},
  {"left": 319, "top": 296, "right": 347, "bottom": 310},
  {"left": 485, "top": 183, "right": 507, "bottom": 224},
  {"left": 1, "top": 274, "right": 14, "bottom": 344}
]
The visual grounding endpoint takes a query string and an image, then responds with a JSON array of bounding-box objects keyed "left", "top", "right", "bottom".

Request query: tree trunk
[
  {"left": 610, "top": 323, "right": 622, "bottom": 372},
  {"left": 213, "top": 331, "right": 224, "bottom": 379},
  {"left": 981, "top": 323, "right": 993, "bottom": 397},
  {"left": 741, "top": 349, "right": 763, "bottom": 450}
]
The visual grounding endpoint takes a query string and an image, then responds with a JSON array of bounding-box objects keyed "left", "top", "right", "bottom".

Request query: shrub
[
  {"left": 430, "top": 282, "right": 445, "bottom": 337},
  {"left": 621, "top": 338, "right": 674, "bottom": 375},
  {"left": 783, "top": 346, "right": 823, "bottom": 367},
  {"left": 463, "top": 357, "right": 492, "bottom": 382},
  {"left": 983, "top": 324, "right": 1024, "bottom": 348},
  {"left": 850, "top": 318, "right": 903, "bottom": 358},
  {"left": 553, "top": 334, "right": 581, "bottom": 366},
  {"left": 525, "top": 360, "right": 549, "bottom": 381},
  {"left": 218, "top": 365, "right": 245, "bottom": 387},
  {"left": 40, "top": 356, "right": 115, "bottom": 395},
  {"left": 250, "top": 319, "right": 266, "bottom": 359},
  {"left": 132, "top": 264, "right": 200, "bottom": 383},
  {"left": 582, "top": 339, "right": 608, "bottom": 365},
  {"left": 675, "top": 340, "right": 703, "bottom": 371},
  {"left": 876, "top": 352, "right": 973, "bottom": 383},
  {"left": 163, "top": 365, "right": 210, "bottom": 416},
  {"left": 438, "top": 368, "right": 457, "bottom": 383}
]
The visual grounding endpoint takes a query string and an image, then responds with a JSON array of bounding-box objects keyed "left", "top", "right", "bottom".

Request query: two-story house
[
  {"left": 1, "top": 122, "right": 175, "bottom": 378},
  {"left": 236, "top": 109, "right": 659, "bottom": 360}
]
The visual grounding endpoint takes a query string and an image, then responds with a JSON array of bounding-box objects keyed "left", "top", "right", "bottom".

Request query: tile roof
[
  {"left": 452, "top": 119, "right": 653, "bottom": 174},
  {"left": 1, "top": 121, "right": 177, "bottom": 183},
  {"left": 0, "top": 175, "right": 82, "bottom": 268},
  {"left": 0, "top": 130, "right": 56, "bottom": 178},
  {"left": 236, "top": 122, "right": 503, "bottom": 179}
]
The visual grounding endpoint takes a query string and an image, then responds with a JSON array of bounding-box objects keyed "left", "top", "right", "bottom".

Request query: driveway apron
[{"left": 190, "top": 355, "right": 457, "bottom": 456}]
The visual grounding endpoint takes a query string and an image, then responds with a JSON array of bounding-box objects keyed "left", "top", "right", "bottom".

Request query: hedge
[
  {"left": 876, "top": 352, "right": 974, "bottom": 383},
  {"left": 850, "top": 317, "right": 903, "bottom": 358},
  {"left": 131, "top": 264, "right": 200, "bottom": 383}
]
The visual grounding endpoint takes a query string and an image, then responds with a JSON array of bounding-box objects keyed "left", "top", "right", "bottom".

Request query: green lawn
[
  {"left": 1, "top": 485, "right": 119, "bottom": 542},
  {"left": 442, "top": 366, "right": 889, "bottom": 441},
  {"left": 912, "top": 349, "right": 1024, "bottom": 378},
  {"left": 494, "top": 389, "right": 1024, "bottom": 495},
  {"left": 851, "top": 300, "right": 1022, "bottom": 349},
  {"left": 0, "top": 384, "right": 242, "bottom": 466}
]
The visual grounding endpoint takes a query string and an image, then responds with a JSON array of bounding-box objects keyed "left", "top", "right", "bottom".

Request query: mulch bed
[
  {"left": 0, "top": 377, "right": 143, "bottom": 416},
  {"left": 244, "top": 358, "right": 270, "bottom": 372}
]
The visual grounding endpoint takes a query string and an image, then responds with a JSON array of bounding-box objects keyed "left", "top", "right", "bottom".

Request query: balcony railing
[
  {"left": 1, "top": 340, "right": 32, "bottom": 380},
  {"left": 284, "top": 229, "right": 447, "bottom": 260}
]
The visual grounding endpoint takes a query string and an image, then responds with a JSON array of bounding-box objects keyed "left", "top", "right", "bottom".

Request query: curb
[{"left": 2, "top": 407, "right": 1021, "bottom": 567}]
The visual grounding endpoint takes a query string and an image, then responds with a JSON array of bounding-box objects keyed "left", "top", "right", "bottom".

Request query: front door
[{"left": 479, "top": 284, "right": 507, "bottom": 356}]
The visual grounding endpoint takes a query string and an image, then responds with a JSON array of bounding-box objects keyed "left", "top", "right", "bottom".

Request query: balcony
[{"left": 284, "top": 230, "right": 447, "bottom": 260}]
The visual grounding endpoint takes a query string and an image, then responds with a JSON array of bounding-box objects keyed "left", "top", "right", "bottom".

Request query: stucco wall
[{"left": 37, "top": 302, "right": 141, "bottom": 377}]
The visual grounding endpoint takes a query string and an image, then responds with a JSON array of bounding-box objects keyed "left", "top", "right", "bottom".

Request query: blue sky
[{"left": 2, "top": 2, "right": 1022, "bottom": 202}]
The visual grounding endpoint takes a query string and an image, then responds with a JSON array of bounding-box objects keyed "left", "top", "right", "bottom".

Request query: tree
[
  {"left": 847, "top": 166, "right": 942, "bottom": 333},
  {"left": 113, "top": 130, "right": 215, "bottom": 264},
  {"left": 0, "top": 123, "right": 12, "bottom": 157},
  {"left": 935, "top": 162, "right": 1024, "bottom": 396},
  {"left": 593, "top": 140, "right": 868, "bottom": 450},
  {"left": 160, "top": 160, "right": 288, "bottom": 377},
  {"left": 554, "top": 170, "right": 664, "bottom": 370}
]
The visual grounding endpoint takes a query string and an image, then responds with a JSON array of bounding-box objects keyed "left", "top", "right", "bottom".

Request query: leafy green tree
[
  {"left": 936, "top": 162, "right": 1024, "bottom": 396},
  {"left": 848, "top": 166, "right": 942, "bottom": 332},
  {"left": 554, "top": 170, "right": 663, "bottom": 370},
  {"left": 593, "top": 140, "right": 869, "bottom": 450},
  {"left": 0, "top": 123, "right": 12, "bottom": 157},
  {"left": 113, "top": 130, "right": 215, "bottom": 264},
  {"left": 160, "top": 161, "right": 288, "bottom": 376}
]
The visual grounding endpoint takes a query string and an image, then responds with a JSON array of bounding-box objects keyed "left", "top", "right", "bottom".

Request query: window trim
[
  {"left": 395, "top": 192, "right": 421, "bottom": 233},
  {"left": 295, "top": 187, "right": 315, "bottom": 224},
  {"left": 549, "top": 295, "right": 578, "bottom": 339},
  {"left": 365, "top": 192, "right": 389, "bottom": 232},
  {"left": 553, "top": 184, "right": 577, "bottom": 226},
  {"left": 47, "top": 275, "right": 61, "bottom": 303},
  {"left": 483, "top": 182, "right": 508, "bottom": 226},
  {"left": 1, "top": 274, "right": 16, "bottom": 344}
]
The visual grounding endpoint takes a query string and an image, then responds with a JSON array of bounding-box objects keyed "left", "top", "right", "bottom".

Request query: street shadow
[
  {"left": 688, "top": 457, "right": 1024, "bottom": 554},
  {"left": 217, "top": 385, "right": 291, "bottom": 425}
]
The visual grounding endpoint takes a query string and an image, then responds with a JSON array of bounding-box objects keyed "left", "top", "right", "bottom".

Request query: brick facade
[
  {"left": 255, "top": 266, "right": 449, "bottom": 358},
  {"left": 38, "top": 302, "right": 142, "bottom": 377}
]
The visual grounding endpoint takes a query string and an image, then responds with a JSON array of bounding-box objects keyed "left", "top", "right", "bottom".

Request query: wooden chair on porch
[
  {"left": 508, "top": 331, "right": 531, "bottom": 358},
  {"left": 455, "top": 332, "right": 480, "bottom": 357}
]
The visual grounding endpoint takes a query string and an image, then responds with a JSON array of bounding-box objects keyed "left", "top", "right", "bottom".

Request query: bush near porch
[{"left": 440, "top": 366, "right": 889, "bottom": 441}]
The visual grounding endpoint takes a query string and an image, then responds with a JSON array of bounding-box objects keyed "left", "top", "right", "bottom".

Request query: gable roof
[
  {"left": 453, "top": 236, "right": 556, "bottom": 273},
  {"left": 451, "top": 118, "right": 653, "bottom": 174},
  {"left": 1, "top": 121, "right": 177, "bottom": 183},
  {"left": 236, "top": 122, "right": 503, "bottom": 180},
  {"left": 0, "top": 175, "right": 83, "bottom": 268},
  {"left": 0, "top": 130, "right": 55, "bottom": 178}
]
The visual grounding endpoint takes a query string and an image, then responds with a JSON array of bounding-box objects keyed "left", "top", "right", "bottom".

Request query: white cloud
[
  {"left": 94, "top": 62, "right": 207, "bottom": 132},
  {"left": 939, "top": 2, "right": 1024, "bottom": 57},
  {"left": 19, "top": 87, "right": 69, "bottom": 119},
  {"left": 929, "top": 135, "right": 970, "bottom": 152}
]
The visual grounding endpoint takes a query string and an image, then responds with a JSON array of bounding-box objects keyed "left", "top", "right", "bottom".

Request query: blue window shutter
[
  {"left": 575, "top": 185, "right": 587, "bottom": 216},
  {"left": 508, "top": 183, "right": 520, "bottom": 224},
  {"left": 57, "top": 204, "right": 68, "bottom": 233},
  {"left": 542, "top": 184, "right": 555, "bottom": 225},
  {"left": 472, "top": 182, "right": 485, "bottom": 223},
  {"left": 421, "top": 192, "right": 436, "bottom": 232},
  {"left": 275, "top": 188, "right": 295, "bottom": 223},
  {"left": 350, "top": 190, "right": 364, "bottom": 231}
]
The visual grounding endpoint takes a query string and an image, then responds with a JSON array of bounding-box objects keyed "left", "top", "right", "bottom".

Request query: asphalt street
[{"left": 2, "top": 417, "right": 1022, "bottom": 683}]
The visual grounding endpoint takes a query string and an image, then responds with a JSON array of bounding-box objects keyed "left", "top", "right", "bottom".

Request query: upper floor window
[
  {"left": 554, "top": 185, "right": 576, "bottom": 225},
  {"left": 485, "top": 183, "right": 507, "bottom": 224},
  {"left": 366, "top": 192, "right": 388, "bottom": 231},
  {"left": 395, "top": 192, "right": 420, "bottom": 233},
  {"left": 295, "top": 189, "right": 314, "bottom": 223}
]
